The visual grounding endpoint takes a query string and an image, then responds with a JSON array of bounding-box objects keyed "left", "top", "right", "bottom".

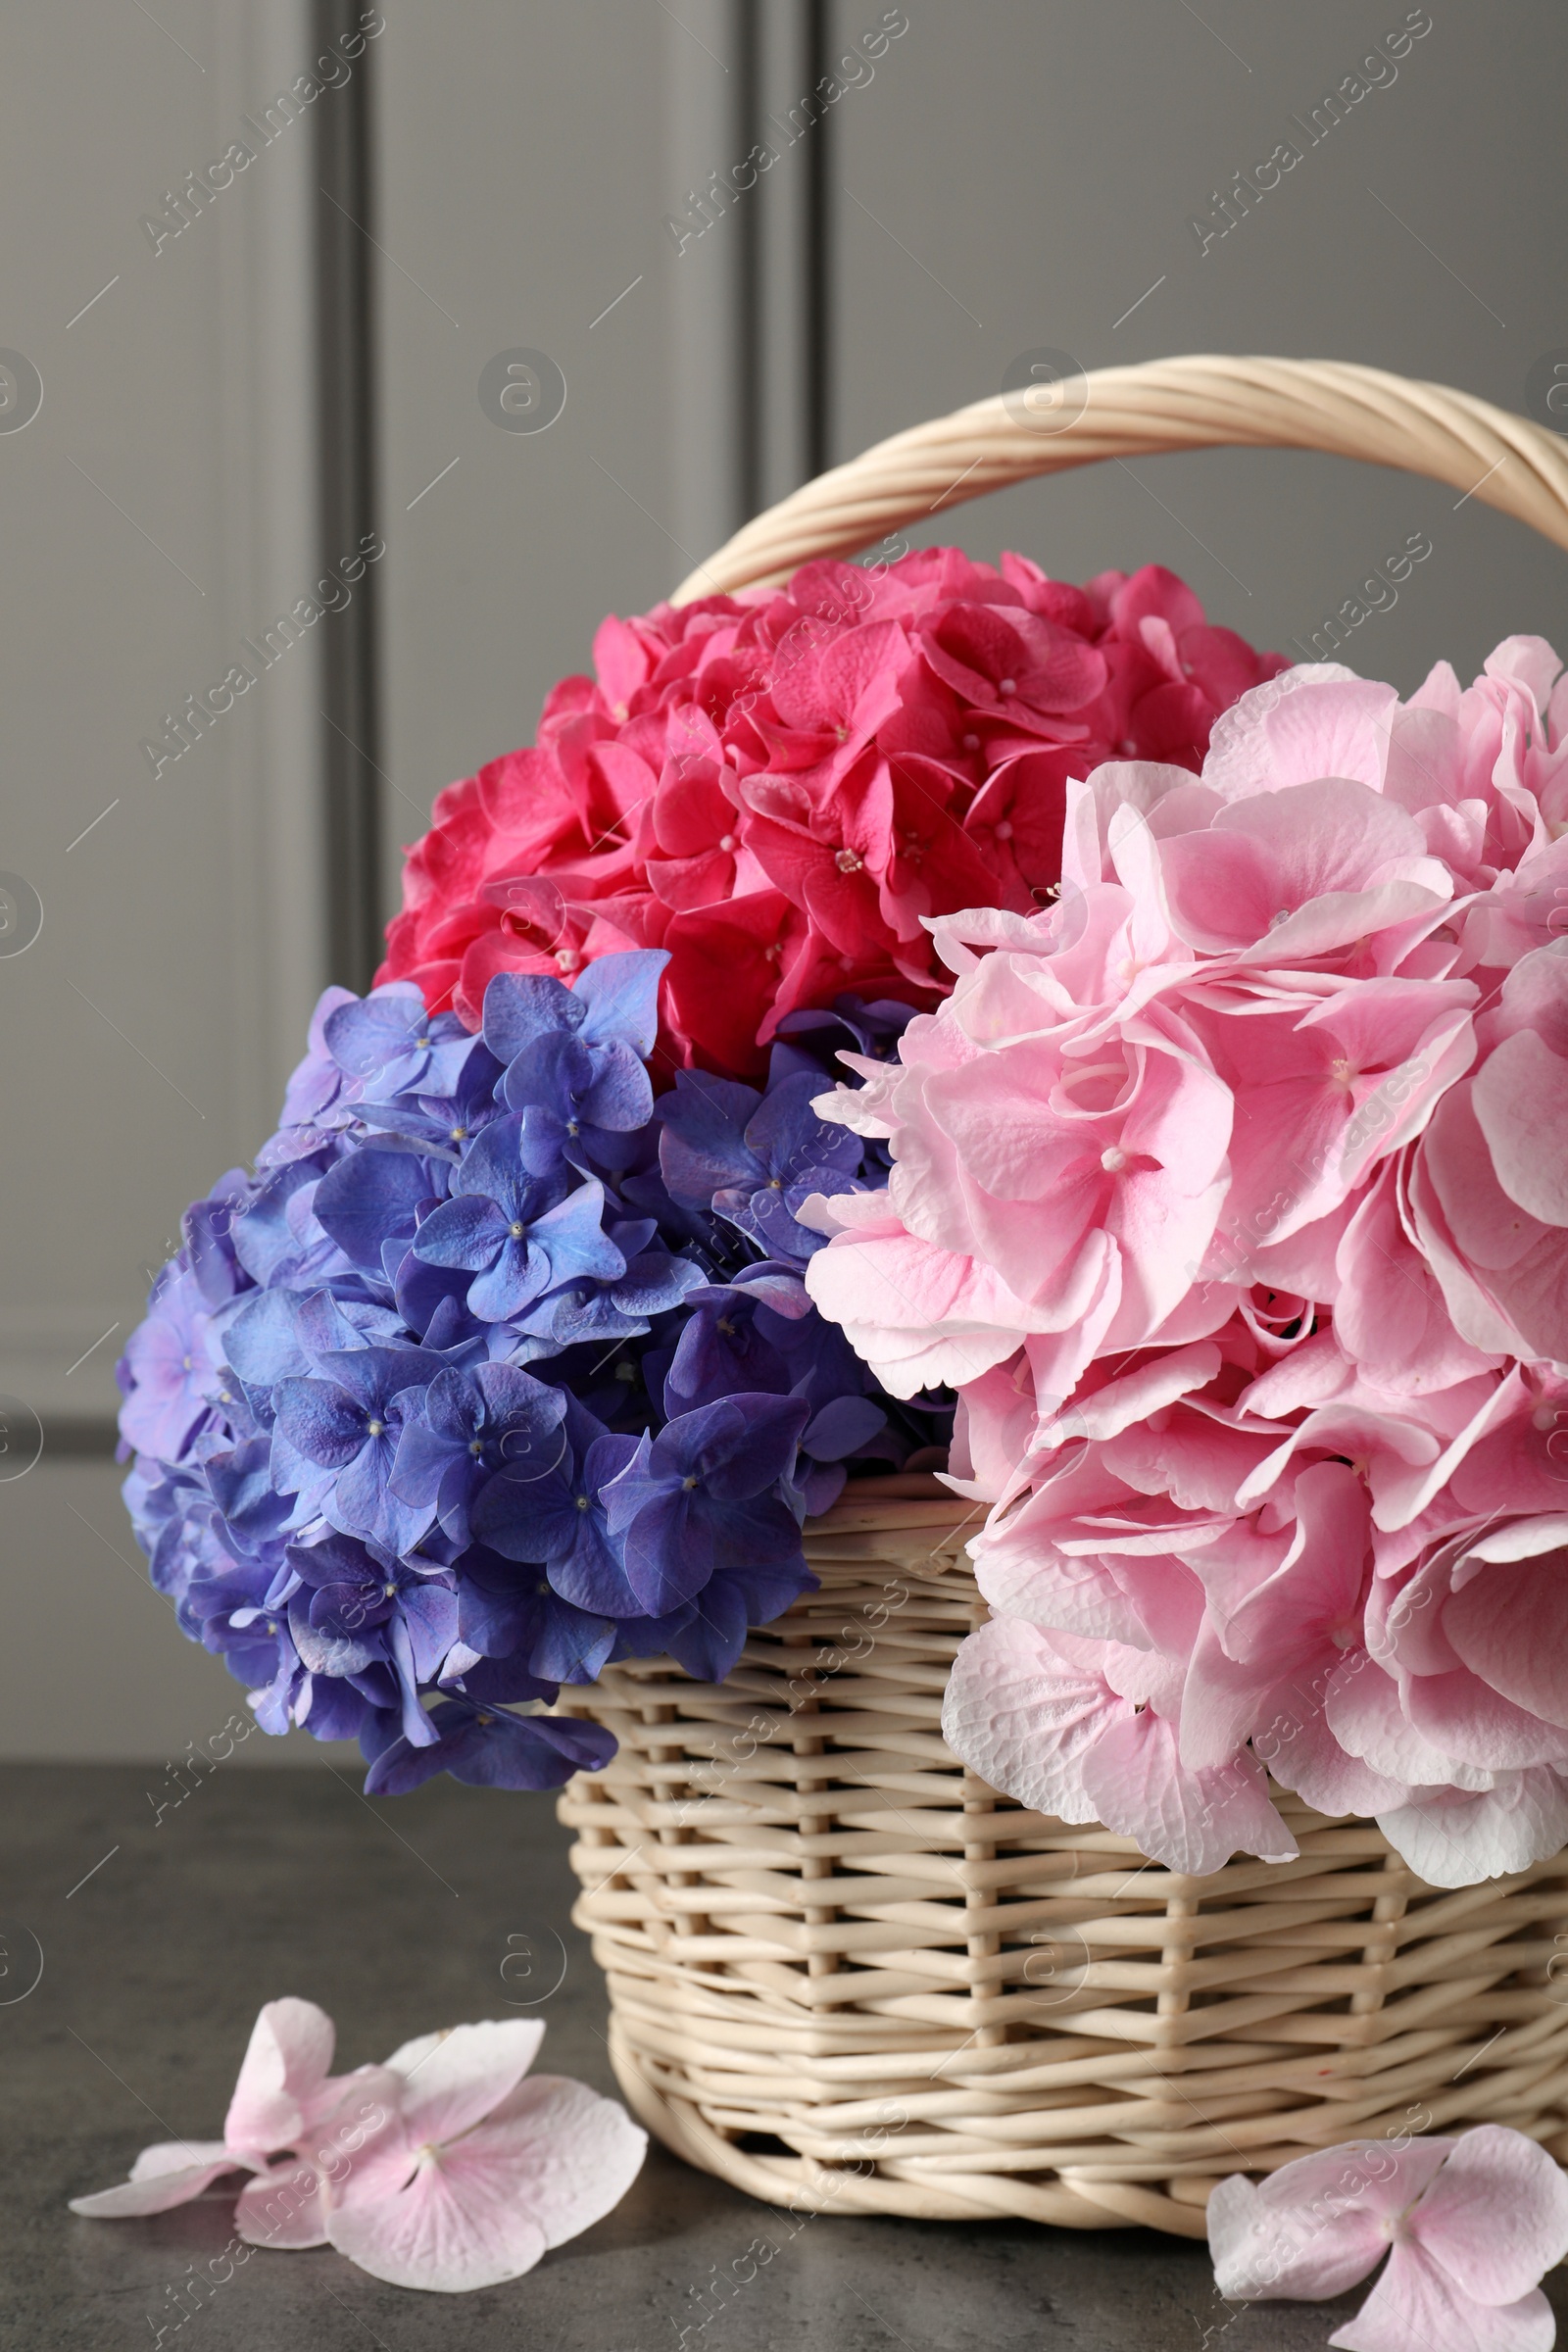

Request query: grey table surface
[{"left": 4, "top": 1762, "right": 1559, "bottom": 2351}]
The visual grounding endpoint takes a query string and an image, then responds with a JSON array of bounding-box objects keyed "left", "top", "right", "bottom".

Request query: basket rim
[{"left": 673, "top": 352, "right": 1568, "bottom": 601}]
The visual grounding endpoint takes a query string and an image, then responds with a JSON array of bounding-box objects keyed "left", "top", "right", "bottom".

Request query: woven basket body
[
  {"left": 558, "top": 360, "right": 1568, "bottom": 2231},
  {"left": 559, "top": 1491, "right": 1568, "bottom": 2233}
]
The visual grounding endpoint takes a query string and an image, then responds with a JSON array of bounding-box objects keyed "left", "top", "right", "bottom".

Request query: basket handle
[{"left": 671, "top": 353, "right": 1568, "bottom": 605}]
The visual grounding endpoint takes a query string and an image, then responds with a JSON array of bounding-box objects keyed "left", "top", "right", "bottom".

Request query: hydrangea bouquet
[
  {"left": 116, "top": 550, "right": 1287, "bottom": 1799},
  {"left": 804, "top": 643, "right": 1568, "bottom": 1888}
]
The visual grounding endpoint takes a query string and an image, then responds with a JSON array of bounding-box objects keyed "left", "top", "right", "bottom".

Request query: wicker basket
[{"left": 557, "top": 359, "right": 1568, "bottom": 2235}]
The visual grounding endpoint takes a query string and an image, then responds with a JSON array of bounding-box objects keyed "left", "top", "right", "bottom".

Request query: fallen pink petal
[
  {"left": 326, "top": 2028, "right": 648, "bottom": 2293},
  {"left": 1208, "top": 2126, "right": 1568, "bottom": 2350},
  {"left": 67, "top": 2139, "right": 256, "bottom": 2221},
  {"left": 68, "top": 2000, "right": 647, "bottom": 2295}
]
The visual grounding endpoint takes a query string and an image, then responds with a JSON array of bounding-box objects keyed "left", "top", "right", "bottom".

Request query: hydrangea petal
[
  {"left": 326, "top": 2147, "right": 547, "bottom": 2291},
  {"left": 1406, "top": 2124, "right": 1568, "bottom": 2307},
  {"left": 223, "top": 1996, "right": 337, "bottom": 2158},
  {"left": 1208, "top": 2137, "right": 1449, "bottom": 2301},
  {"left": 69, "top": 2145, "right": 244, "bottom": 2218},
  {"left": 1329, "top": 2243, "right": 1554, "bottom": 2352}
]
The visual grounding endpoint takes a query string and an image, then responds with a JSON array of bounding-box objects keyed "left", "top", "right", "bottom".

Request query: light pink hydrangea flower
[
  {"left": 803, "top": 642, "right": 1568, "bottom": 1884},
  {"left": 1208, "top": 2125, "right": 1568, "bottom": 2351},
  {"left": 70, "top": 1998, "right": 646, "bottom": 2293},
  {"left": 940, "top": 1329, "right": 1568, "bottom": 1886}
]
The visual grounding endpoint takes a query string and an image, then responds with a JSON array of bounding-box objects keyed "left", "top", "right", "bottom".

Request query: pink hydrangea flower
[
  {"left": 939, "top": 1324, "right": 1568, "bottom": 1885},
  {"left": 70, "top": 1998, "right": 646, "bottom": 2294},
  {"left": 802, "top": 641, "right": 1568, "bottom": 1884},
  {"left": 1208, "top": 2125, "right": 1568, "bottom": 2351}
]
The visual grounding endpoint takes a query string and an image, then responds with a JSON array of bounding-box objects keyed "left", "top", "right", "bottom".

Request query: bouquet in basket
[
  {"left": 116, "top": 550, "right": 1275, "bottom": 1797},
  {"left": 120, "top": 540, "right": 1568, "bottom": 1894}
]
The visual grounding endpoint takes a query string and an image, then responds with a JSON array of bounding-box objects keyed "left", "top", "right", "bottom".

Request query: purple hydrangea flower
[
  {"left": 603, "top": 1393, "right": 811, "bottom": 1615},
  {"left": 118, "top": 1266, "right": 220, "bottom": 1462},
  {"left": 389, "top": 1361, "right": 567, "bottom": 1548},
  {"left": 264, "top": 985, "right": 361, "bottom": 1164},
  {"left": 657, "top": 1067, "right": 863, "bottom": 1265},
  {"left": 116, "top": 949, "right": 944, "bottom": 1802},
  {"left": 365, "top": 1697, "right": 615, "bottom": 1793}
]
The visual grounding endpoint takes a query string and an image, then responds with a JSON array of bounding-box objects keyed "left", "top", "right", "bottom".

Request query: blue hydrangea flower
[
  {"left": 449, "top": 1542, "right": 617, "bottom": 1685},
  {"left": 389, "top": 1361, "right": 567, "bottom": 1548},
  {"left": 286, "top": 1532, "right": 456, "bottom": 1745},
  {"left": 483, "top": 954, "right": 665, "bottom": 1176},
  {"left": 513, "top": 1217, "right": 706, "bottom": 1357},
  {"left": 272, "top": 1344, "right": 448, "bottom": 1548},
  {"left": 366, "top": 1697, "right": 615, "bottom": 1793},
  {"left": 636, "top": 1557, "right": 815, "bottom": 1684},
  {"left": 660, "top": 1265, "right": 812, "bottom": 1412},
  {"left": 314, "top": 1144, "right": 446, "bottom": 1281},
  {"left": 181, "top": 1554, "right": 302, "bottom": 1736},
  {"left": 354, "top": 1035, "right": 505, "bottom": 1159},
  {"left": 116, "top": 950, "right": 947, "bottom": 1802},
  {"left": 657, "top": 1068, "right": 864, "bottom": 1264},
  {"left": 204, "top": 1432, "right": 295, "bottom": 1557},
  {"left": 183, "top": 1169, "right": 255, "bottom": 1309},
  {"left": 225, "top": 1154, "right": 341, "bottom": 1289},
  {"left": 471, "top": 1398, "right": 641, "bottom": 1616},
  {"left": 603, "top": 1394, "right": 811, "bottom": 1615},
  {"left": 483, "top": 952, "right": 664, "bottom": 1069},
  {"left": 324, "top": 980, "right": 477, "bottom": 1100},
  {"left": 505, "top": 1032, "right": 653, "bottom": 1176},
  {"left": 411, "top": 1114, "right": 624, "bottom": 1321},
  {"left": 770, "top": 993, "right": 915, "bottom": 1075}
]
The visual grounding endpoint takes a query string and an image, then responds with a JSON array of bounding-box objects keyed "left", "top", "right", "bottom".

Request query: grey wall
[
  {"left": 0, "top": 0, "right": 336, "bottom": 1764},
  {"left": 369, "top": 0, "right": 680, "bottom": 918},
  {"left": 0, "top": 2, "right": 325, "bottom": 1429},
  {"left": 5, "top": 0, "right": 1568, "bottom": 1763},
  {"left": 830, "top": 1, "right": 1568, "bottom": 691}
]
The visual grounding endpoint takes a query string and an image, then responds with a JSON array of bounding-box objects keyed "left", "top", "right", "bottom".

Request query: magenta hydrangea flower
[{"left": 378, "top": 553, "right": 1287, "bottom": 1075}]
